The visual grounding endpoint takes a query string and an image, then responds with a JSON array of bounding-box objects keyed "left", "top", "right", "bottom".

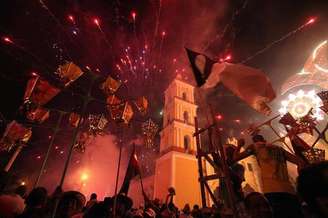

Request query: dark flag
[
  {"left": 119, "top": 145, "right": 140, "bottom": 195},
  {"left": 185, "top": 48, "right": 276, "bottom": 115}
]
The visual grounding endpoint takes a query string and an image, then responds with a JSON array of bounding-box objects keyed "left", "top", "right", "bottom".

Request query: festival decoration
[
  {"left": 56, "top": 62, "right": 84, "bottom": 87},
  {"left": 73, "top": 132, "right": 89, "bottom": 153},
  {"left": 141, "top": 119, "right": 159, "bottom": 148},
  {"left": 87, "top": 114, "right": 108, "bottom": 135},
  {"left": 101, "top": 75, "right": 121, "bottom": 95},
  {"left": 302, "top": 40, "right": 328, "bottom": 75},
  {"left": 302, "top": 148, "right": 325, "bottom": 164},
  {"left": 279, "top": 112, "right": 298, "bottom": 127},
  {"left": 317, "top": 90, "right": 328, "bottom": 113},
  {"left": 134, "top": 96, "right": 149, "bottom": 115},
  {"left": 109, "top": 101, "right": 134, "bottom": 124},
  {"left": 279, "top": 90, "right": 323, "bottom": 120},
  {"left": 23, "top": 74, "right": 60, "bottom": 106},
  {"left": 69, "top": 112, "right": 82, "bottom": 128},
  {"left": 26, "top": 107, "right": 50, "bottom": 123},
  {"left": 0, "top": 121, "right": 32, "bottom": 152}
]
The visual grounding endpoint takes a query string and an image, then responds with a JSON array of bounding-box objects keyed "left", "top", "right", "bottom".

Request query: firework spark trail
[
  {"left": 202, "top": 0, "right": 249, "bottom": 52},
  {"left": 240, "top": 17, "right": 317, "bottom": 64},
  {"left": 154, "top": 0, "right": 162, "bottom": 39}
]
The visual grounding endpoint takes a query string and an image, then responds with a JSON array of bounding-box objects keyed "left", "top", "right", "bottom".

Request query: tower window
[
  {"left": 183, "top": 111, "right": 189, "bottom": 123},
  {"left": 184, "top": 135, "right": 191, "bottom": 151},
  {"left": 182, "top": 92, "right": 187, "bottom": 100}
]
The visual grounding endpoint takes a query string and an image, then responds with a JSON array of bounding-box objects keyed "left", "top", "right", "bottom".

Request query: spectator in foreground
[
  {"left": 297, "top": 161, "right": 328, "bottom": 218},
  {"left": 0, "top": 185, "right": 26, "bottom": 218},
  {"left": 180, "top": 203, "right": 191, "bottom": 218},
  {"left": 54, "top": 191, "right": 86, "bottom": 218},
  {"left": 85, "top": 193, "right": 98, "bottom": 210},
  {"left": 17, "top": 187, "right": 48, "bottom": 218},
  {"left": 244, "top": 192, "right": 273, "bottom": 218}
]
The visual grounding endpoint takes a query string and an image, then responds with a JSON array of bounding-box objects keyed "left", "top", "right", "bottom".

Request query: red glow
[
  {"left": 68, "top": 15, "right": 74, "bottom": 23},
  {"left": 161, "top": 31, "right": 166, "bottom": 37},
  {"left": 234, "top": 119, "right": 241, "bottom": 123},
  {"left": 306, "top": 17, "right": 316, "bottom": 25},
  {"left": 93, "top": 18, "right": 100, "bottom": 26},
  {"left": 131, "top": 11, "right": 137, "bottom": 20},
  {"left": 3, "top": 36, "right": 13, "bottom": 44},
  {"left": 31, "top": 72, "right": 38, "bottom": 77},
  {"left": 85, "top": 66, "right": 91, "bottom": 70},
  {"left": 173, "top": 58, "right": 177, "bottom": 63},
  {"left": 36, "top": 155, "right": 41, "bottom": 159},
  {"left": 216, "top": 114, "right": 223, "bottom": 120},
  {"left": 224, "top": 54, "right": 232, "bottom": 61},
  {"left": 55, "top": 146, "right": 59, "bottom": 150}
]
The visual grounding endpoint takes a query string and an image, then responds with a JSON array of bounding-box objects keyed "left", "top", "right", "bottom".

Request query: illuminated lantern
[
  {"left": 69, "top": 113, "right": 82, "bottom": 127},
  {"left": 134, "top": 96, "right": 148, "bottom": 115},
  {"left": 0, "top": 121, "right": 32, "bottom": 152},
  {"left": 302, "top": 148, "right": 325, "bottom": 164},
  {"left": 74, "top": 132, "right": 89, "bottom": 153},
  {"left": 23, "top": 74, "right": 60, "bottom": 106},
  {"left": 87, "top": 114, "right": 108, "bottom": 135},
  {"left": 26, "top": 107, "right": 50, "bottom": 123},
  {"left": 141, "top": 119, "right": 159, "bottom": 148},
  {"left": 121, "top": 102, "right": 134, "bottom": 124},
  {"left": 56, "top": 62, "right": 84, "bottom": 87},
  {"left": 317, "top": 90, "right": 328, "bottom": 114},
  {"left": 101, "top": 75, "right": 121, "bottom": 95}
]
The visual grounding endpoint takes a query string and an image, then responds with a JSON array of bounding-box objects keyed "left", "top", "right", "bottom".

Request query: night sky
[{"left": 0, "top": 0, "right": 327, "bottom": 192}]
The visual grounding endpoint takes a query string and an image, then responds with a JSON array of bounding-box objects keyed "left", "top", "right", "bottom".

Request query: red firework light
[
  {"left": 68, "top": 15, "right": 74, "bottom": 22},
  {"left": 131, "top": 11, "right": 137, "bottom": 20},
  {"left": 306, "top": 17, "right": 316, "bottom": 25},
  {"left": 161, "top": 31, "right": 166, "bottom": 37},
  {"left": 93, "top": 18, "right": 100, "bottom": 26},
  {"left": 2, "top": 36, "right": 13, "bottom": 44}
]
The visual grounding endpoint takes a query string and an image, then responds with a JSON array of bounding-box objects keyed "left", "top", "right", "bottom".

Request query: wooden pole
[
  {"left": 113, "top": 143, "right": 123, "bottom": 218},
  {"left": 194, "top": 117, "right": 207, "bottom": 208},
  {"left": 34, "top": 111, "right": 64, "bottom": 188},
  {"left": 4, "top": 145, "right": 24, "bottom": 172}
]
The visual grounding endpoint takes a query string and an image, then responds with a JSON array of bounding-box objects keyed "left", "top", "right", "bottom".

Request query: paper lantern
[
  {"left": 26, "top": 107, "right": 50, "bottom": 123},
  {"left": 0, "top": 121, "right": 32, "bottom": 152},
  {"left": 134, "top": 96, "right": 148, "bottom": 115},
  {"left": 87, "top": 114, "right": 108, "bottom": 135},
  {"left": 24, "top": 75, "right": 60, "bottom": 106},
  {"left": 56, "top": 62, "right": 84, "bottom": 87},
  {"left": 109, "top": 102, "right": 134, "bottom": 124},
  {"left": 101, "top": 75, "right": 121, "bottom": 95},
  {"left": 69, "top": 113, "right": 82, "bottom": 128},
  {"left": 302, "top": 148, "right": 325, "bottom": 164},
  {"left": 141, "top": 119, "right": 159, "bottom": 148}
]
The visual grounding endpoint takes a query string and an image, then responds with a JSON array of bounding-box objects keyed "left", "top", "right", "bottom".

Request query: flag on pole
[
  {"left": 119, "top": 145, "right": 141, "bottom": 195},
  {"left": 185, "top": 48, "right": 276, "bottom": 115}
]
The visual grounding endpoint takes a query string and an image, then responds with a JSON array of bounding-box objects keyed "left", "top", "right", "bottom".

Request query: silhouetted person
[
  {"left": 181, "top": 204, "right": 191, "bottom": 218},
  {"left": 85, "top": 193, "right": 98, "bottom": 210},
  {"left": 17, "top": 187, "right": 48, "bottom": 218},
  {"left": 54, "top": 191, "right": 86, "bottom": 218},
  {"left": 234, "top": 135, "right": 305, "bottom": 218},
  {"left": 191, "top": 204, "right": 202, "bottom": 218},
  {"left": 244, "top": 192, "right": 273, "bottom": 218},
  {"left": 297, "top": 161, "right": 328, "bottom": 218},
  {"left": 0, "top": 185, "right": 26, "bottom": 217}
]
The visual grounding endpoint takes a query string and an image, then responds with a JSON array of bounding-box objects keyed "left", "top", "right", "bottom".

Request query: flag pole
[{"left": 113, "top": 130, "right": 124, "bottom": 218}]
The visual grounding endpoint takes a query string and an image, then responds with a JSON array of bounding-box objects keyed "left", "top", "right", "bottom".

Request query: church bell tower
[{"left": 153, "top": 74, "right": 201, "bottom": 208}]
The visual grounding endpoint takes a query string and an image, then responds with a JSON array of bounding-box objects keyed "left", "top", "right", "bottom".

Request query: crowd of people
[
  {"left": 0, "top": 134, "right": 327, "bottom": 218},
  {"left": 0, "top": 159, "right": 326, "bottom": 218}
]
